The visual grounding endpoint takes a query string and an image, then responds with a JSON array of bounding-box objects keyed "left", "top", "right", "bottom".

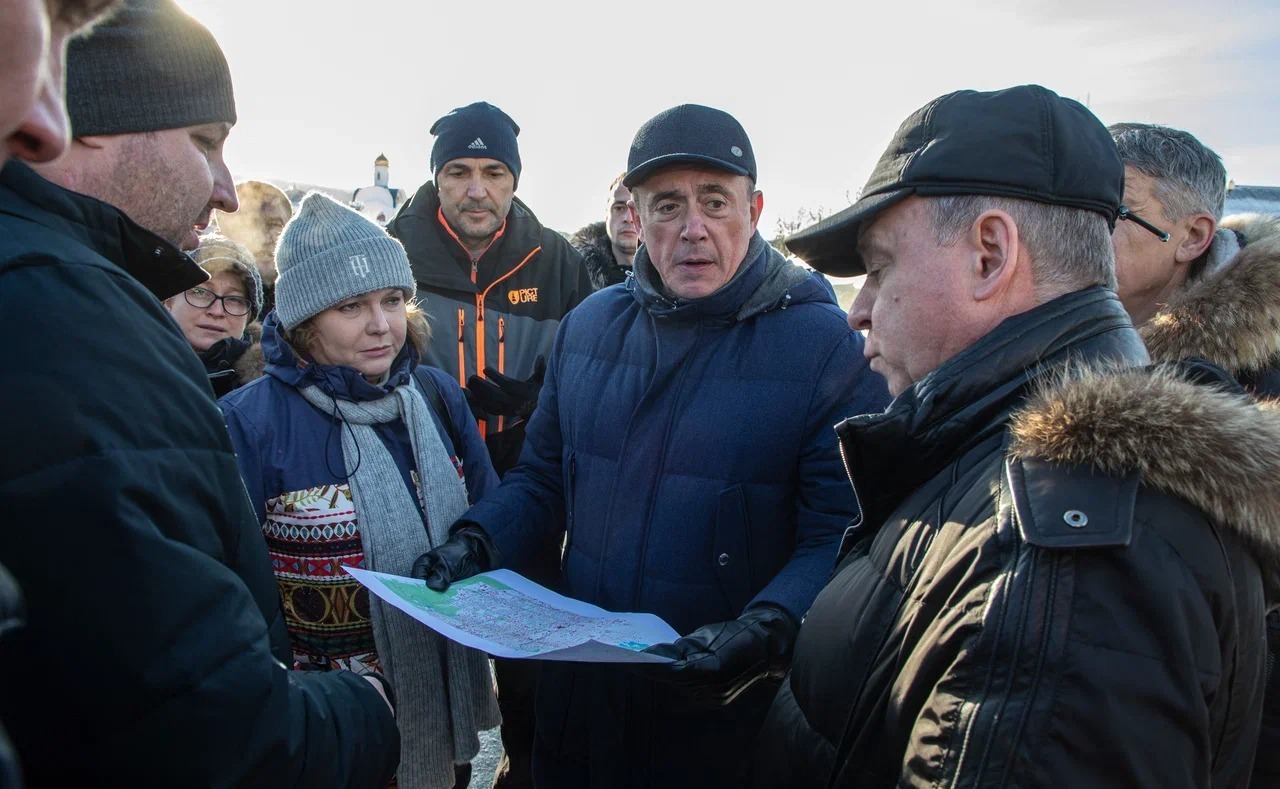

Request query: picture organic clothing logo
[
  {"left": 349, "top": 255, "right": 371, "bottom": 277},
  {"left": 508, "top": 288, "right": 538, "bottom": 305}
]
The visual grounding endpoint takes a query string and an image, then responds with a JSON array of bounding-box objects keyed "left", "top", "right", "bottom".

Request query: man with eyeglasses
[
  {"left": 1109, "top": 121, "right": 1280, "bottom": 789},
  {"left": 0, "top": 1, "right": 401, "bottom": 785}
]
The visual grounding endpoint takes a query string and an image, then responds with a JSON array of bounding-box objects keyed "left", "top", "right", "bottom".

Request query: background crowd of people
[{"left": 1, "top": 1, "right": 1277, "bottom": 788}]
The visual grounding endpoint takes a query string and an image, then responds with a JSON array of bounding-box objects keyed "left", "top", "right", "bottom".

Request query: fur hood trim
[
  {"left": 1009, "top": 363, "right": 1280, "bottom": 600},
  {"left": 570, "top": 220, "right": 608, "bottom": 250},
  {"left": 1141, "top": 213, "right": 1280, "bottom": 373},
  {"left": 233, "top": 321, "right": 265, "bottom": 384}
]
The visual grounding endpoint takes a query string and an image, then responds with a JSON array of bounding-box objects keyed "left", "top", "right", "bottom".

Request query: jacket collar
[
  {"left": 0, "top": 160, "right": 206, "bottom": 301},
  {"left": 1141, "top": 214, "right": 1280, "bottom": 377},
  {"left": 1010, "top": 357, "right": 1280, "bottom": 602},
  {"left": 260, "top": 311, "right": 416, "bottom": 402},
  {"left": 838, "top": 287, "right": 1148, "bottom": 530},
  {"left": 394, "top": 180, "right": 547, "bottom": 292}
]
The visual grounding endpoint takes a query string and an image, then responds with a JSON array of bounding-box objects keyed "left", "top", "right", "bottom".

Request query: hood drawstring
[{"left": 320, "top": 375, "right": 363, "bottom": 480}]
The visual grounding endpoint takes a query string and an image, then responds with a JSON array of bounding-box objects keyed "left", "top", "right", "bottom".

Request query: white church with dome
[{"left": 351, "top": 153, "right": 404, "bottom": 225}]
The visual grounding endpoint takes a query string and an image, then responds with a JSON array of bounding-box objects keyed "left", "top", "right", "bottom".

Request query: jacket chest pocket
[{"left": 713, "top": 485, "right": 753, "bottom": 615}]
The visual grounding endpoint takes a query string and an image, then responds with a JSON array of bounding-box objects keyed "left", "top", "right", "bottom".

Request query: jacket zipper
[
  {"left": 497, "top": 317, "right": 506, "bottom": 433},
  {"left": 455, "top": 309, "right": 466, "bottom": 389}
]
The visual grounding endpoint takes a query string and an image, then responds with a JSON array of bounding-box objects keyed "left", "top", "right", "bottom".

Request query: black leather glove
[
  {"left": 409, "top": 523, "right": 500, "bottom": 592},
  {"left": 642, "top": 604, "right": 799, "bottom": 707},
  {"left": 465, "top": 355, "right": 547, "bottom": 420}
]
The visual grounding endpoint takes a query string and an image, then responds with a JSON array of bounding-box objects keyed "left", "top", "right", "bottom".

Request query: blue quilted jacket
[{"left": 461, "top": 233, "right": 891, "bottom": 788}]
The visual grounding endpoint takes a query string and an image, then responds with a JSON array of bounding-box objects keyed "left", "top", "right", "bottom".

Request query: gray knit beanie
[
  {"left": 274, "top": 193, "right": 416, "bottom": 330},
  {"left": 66, "top": 0, "right": 236, "bottom": 136}
]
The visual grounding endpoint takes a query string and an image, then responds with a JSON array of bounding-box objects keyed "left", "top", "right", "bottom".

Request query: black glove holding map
[
  {"left": 410, "top": 523, "right": 500, "bottom": 592},
  {"left": 641, "top": 604, "right": 799, "bottom": 707}
]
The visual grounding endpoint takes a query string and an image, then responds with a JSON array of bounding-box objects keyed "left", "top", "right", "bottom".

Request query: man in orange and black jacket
[{"left": 387, "top": 100, "right": 590, "bottom": 789}]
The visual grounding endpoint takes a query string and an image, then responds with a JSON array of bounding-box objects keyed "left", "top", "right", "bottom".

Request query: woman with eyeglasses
[
  {"left": 218, "top": 193, "right": 500, "bottom": 789},
  {"left": 165, "top": 233, "right": 264, "bottom": 398}
]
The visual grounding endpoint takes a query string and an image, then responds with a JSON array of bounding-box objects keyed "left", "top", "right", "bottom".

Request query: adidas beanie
[
  {"left": 273, "top": 192, "right": 416, "bottom": 331},
  {"left": 429, "top": 102, "right": 522, "bottom": 189},
  {"left": 66, "top": 0, "right": 236, "bottom": 137}
]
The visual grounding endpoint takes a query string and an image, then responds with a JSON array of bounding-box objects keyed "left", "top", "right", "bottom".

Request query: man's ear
[
  {"left": 748, "top": 190, "right": 764, "bottom": 231},
  {"left": 628, "top": 199, "right": 642, "bottom": 235},
  {"left": 1175, "top": 213, "right": 1217, "bottom": 264},
  {"left": 968, "top": 209, "right": 1021, "bottom": 302}
]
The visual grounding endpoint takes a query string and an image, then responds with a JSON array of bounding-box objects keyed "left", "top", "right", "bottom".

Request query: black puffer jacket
[
  {"left": 754, "top": 287, "right": 1278, "bottom": 787},
  {"left": 1140, "top": 213, "right": 1280, "bottom": 787},
  {"left": 0, "top": 161, "right": 399, "bottom": 787},
  {"left": 570, "top": 220, "right": 630, "bottom": 290}
]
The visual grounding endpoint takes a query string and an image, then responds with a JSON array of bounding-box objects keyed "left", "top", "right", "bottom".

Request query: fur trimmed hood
[
  {"left": 571, "top": 220, "right": 630, "bottom": 291},
  {"left": 1010, "top": 363, "right": 1280, "bottom": 600},
  {"left": 232, "top": 321, "right": 265, "bottom": 384},
  {"left": 1141, "top": 214, "right": 1280, "bottom": 376}
]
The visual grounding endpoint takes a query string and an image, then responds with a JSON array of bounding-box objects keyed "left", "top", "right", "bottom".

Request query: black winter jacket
[
  {"left": 755, "top": 288, "right": 1278, "bottom": 787},
  {"left": 570, "top": 220, "right": 630, "bottom": 290},
  {"left": 0, "top": 162, "right": 399, "bottom": 787},
  {"left": 0, "top": 563, "right": 21, "bottom": 789},
  {"left": 387, "top": 182, "right": 589, "bottom": 391},
  {"left": 1140, "top": 214, "right": 1280, "bottom": 787}
]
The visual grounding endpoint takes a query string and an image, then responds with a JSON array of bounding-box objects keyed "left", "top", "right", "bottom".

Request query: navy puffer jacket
[{"left": 461, "top": 234, "right": 891, "bottom": 787}]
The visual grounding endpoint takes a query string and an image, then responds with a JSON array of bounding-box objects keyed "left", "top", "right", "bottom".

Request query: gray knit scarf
[{"left": 300, "top": 381, "right": 500, "bottom": 789}]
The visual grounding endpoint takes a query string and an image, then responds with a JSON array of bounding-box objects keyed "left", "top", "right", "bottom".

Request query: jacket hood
[
  {"left": 570, "top": 220, "right": 608, "bottom": 250},
  {"left": 1010, "top": 362, "right": 1280, "bottom": 601},
  {"left": 1141, "top": 213, "right": 1280, "bottom": 375},
  {"left": 572, "top": 220, "right": 630, "bottom": 290},
  {"left": 259, "top": 311, "right": 416, "bottom": 401},
  {"left": 0, "top": 160, "right": 205, "bottom": 300},
  {"left": 630, "top": 231, "right": 830, "bottom": 322},
  {"left": 232, "top": 321, "right": 265, "bottom": 384}
]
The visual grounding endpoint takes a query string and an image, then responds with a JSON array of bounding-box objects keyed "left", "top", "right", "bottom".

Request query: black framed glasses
[
  {"left": 184, "top": 286, "right": 252, "bottom": 316},
  {"left": 1117, "top": 205, "right": 1171, "bottom": 242}
]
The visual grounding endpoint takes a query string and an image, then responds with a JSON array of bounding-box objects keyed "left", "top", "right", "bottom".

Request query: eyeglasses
[
  {"left": 1117, "top": 205, "right": 1170, "bottom": 242},
  {"left": 184, "top": 286, "right": 252, "bottom": 316}
]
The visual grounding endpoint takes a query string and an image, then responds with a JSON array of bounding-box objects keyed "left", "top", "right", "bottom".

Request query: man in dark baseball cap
[
  {"left": 410, "top": 102, "right": 889, "bottom": 787},
  {"left": 753, "top": 84, "right": 1277, "bottom": 787}
]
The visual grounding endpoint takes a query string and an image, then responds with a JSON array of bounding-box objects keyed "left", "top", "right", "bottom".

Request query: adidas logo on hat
[{"left": 467, "top": 138, "right": 487, "bottom": 150}]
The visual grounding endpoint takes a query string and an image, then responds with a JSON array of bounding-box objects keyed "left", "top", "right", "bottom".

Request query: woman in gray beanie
[
  {"left": 166, "top": 233, "right": 264, "bottom": 398},
  {"left": 219, "top": 192, "right": 501, "bottom": 789}
]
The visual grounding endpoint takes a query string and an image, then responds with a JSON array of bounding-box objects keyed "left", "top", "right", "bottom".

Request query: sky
[{"left": 178, "top": 0, "right": 1280, "bottom": 239}]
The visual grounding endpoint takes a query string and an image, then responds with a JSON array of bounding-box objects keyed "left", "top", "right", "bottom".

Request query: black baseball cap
[
  {"left": 624, "top": 104, "right": 756, "bottom": 188},
  {"left": 787, "top": 84, "right": 1124, "bottom": 277}
]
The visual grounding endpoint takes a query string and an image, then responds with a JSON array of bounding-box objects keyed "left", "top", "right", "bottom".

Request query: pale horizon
[{"left": 179, "top": 0, "right": 1280, "bottom": 238}]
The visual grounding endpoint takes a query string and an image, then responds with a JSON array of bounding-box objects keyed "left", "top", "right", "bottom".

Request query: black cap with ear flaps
[{"left": 787, "top": 84, "right": 1125, "bottom": 277}]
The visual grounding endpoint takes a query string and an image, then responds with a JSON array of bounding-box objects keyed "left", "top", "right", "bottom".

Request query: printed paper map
[{"left": 345, "top": 567, "right": 680, "bottom": 663}]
